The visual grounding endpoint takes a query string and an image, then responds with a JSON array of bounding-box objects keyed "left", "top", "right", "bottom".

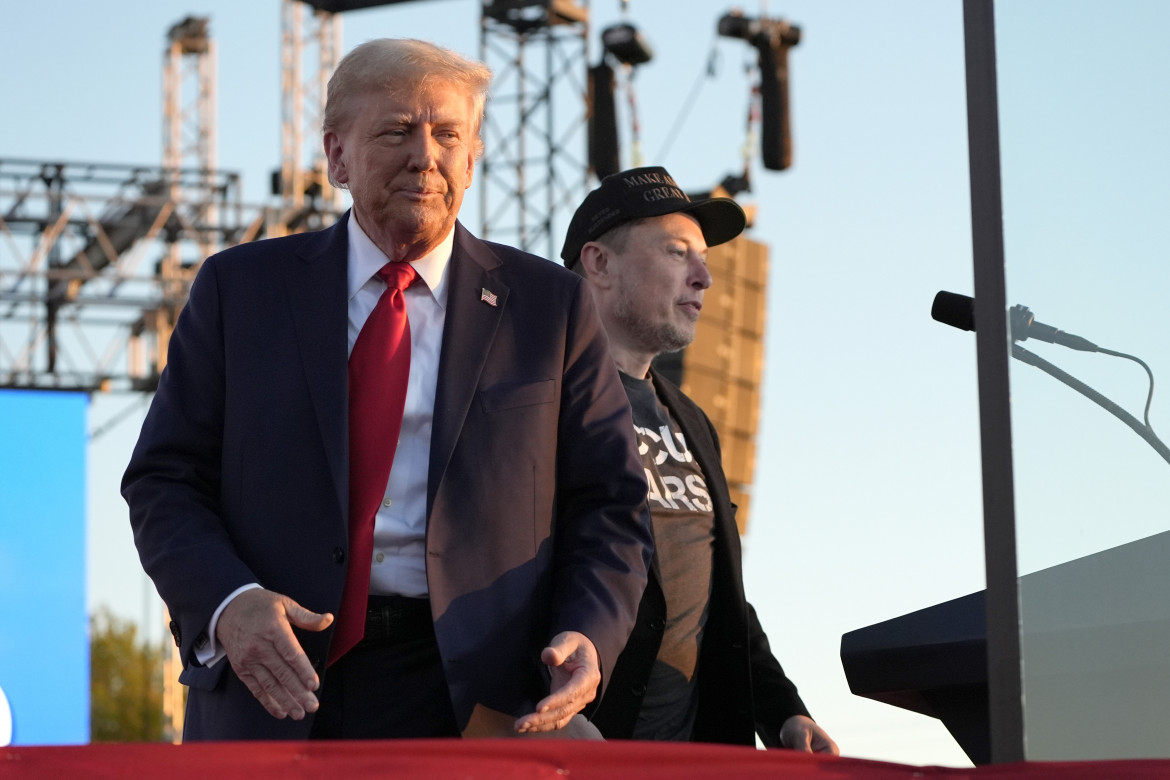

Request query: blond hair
[{"left": 324, "top": 38, "right": 492, "bottom": 157}]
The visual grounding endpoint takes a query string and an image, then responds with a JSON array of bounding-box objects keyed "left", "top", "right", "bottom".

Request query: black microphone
[
  {"left": 931, "top": 290, "right": 975, "bottom": 332},
  {"left": 931, "top": 291, "right": 1099, "bottom": 352}
]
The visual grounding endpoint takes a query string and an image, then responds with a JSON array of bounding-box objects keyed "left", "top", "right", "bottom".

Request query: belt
[{"left": 358, "top": 595, "right": 434, "bottom": 647}]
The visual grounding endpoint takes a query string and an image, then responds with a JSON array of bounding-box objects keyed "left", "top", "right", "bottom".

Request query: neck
[
  {"left": 355, "top": 211, "right": 454, "bottom": 263},
  {"left": 610, "top": 344, "right": 653, "bottom": 380}
]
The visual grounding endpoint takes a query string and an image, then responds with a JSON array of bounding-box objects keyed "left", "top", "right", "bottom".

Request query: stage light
[
  {"left": 717, "top": 10, "right": 800, "bottom": 171},
  {"left": 601, "top": 22, "right": 654, "bottom": 66},
  {"left": 588, "top": 62, "right": 620, "bottom": 180}
]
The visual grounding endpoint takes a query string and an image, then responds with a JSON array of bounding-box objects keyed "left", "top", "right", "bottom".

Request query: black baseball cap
[{"left": 560, "top": 166, "right": 747, "bottom": 264}]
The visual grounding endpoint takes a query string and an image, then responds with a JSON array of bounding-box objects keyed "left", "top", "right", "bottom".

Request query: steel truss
[
  {"left": 0, "top": 158, "right": 269, "bottom": 393},
  {"left": 480, "top": 1, "right": 590, "bottom": 261},
  {"left": 278, "top": 0, "right": 344, "bottom": 229}
]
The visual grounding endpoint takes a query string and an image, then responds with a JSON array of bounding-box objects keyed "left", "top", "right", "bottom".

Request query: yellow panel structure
[{"left": 672, "top": 234, "right": 768, "bottom": 535}]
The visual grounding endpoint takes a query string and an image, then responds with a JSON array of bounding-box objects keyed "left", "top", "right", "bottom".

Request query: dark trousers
[{"left": 310, "top": 596, "right": 460, "bottom": 739}]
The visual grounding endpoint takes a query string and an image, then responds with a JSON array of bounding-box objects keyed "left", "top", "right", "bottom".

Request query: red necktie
[{"left": 330, "top": 261, "right": 417, "bottom": 666}]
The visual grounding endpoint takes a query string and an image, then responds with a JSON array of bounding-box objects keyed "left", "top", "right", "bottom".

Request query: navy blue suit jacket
[{"left": 123, "top": 217, "right": 652, "bottom": 740}]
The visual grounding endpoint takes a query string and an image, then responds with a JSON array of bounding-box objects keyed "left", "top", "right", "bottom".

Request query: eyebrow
[
  {"left": 663, "top": 232, "right": 707, "bottom": 249},
  {"left": 374, "top": 111, "right": 467, "bottom": 128}
]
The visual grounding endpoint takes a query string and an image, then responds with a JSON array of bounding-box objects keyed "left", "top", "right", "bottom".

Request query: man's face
[
  {"left": 324, "top": 80, "right": 476, "bottom": 259},
  {"left": 606, "top": 212, "right": 713, "bottom": 360}
]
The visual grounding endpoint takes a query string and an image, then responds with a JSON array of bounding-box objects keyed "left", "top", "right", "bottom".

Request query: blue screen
[{"left": 0, "top": 390, "right": 89, "bottom": 745}]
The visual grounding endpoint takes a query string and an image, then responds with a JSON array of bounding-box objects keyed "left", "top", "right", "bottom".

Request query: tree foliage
[{"left": 89, "top": 607, "right": 164, "bottom": 742}]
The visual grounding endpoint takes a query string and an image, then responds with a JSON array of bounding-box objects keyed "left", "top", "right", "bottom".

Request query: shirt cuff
[{"left": 193, "top": 582, "right": 263, "bottom": 668}]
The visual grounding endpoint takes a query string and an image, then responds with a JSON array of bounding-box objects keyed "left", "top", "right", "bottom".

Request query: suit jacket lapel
[
  {"left": 427, "top": 222, "right": 509, "bottom": 515},
  {"left": 284, "top": 217, "right": 350, "bottom": 522}
]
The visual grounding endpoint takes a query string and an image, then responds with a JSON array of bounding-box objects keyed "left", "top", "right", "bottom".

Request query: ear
[
  {"left": 323, "top": 130, "right": 349, "bottom": 186},
  {"left": 578, "top": 242, "right": 612, "bottom": 288},
  {"left": 464, "top": 149, "right": 475, "bottom": 189}
]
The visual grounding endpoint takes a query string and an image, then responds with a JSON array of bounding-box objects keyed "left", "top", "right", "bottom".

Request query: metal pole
[{"left": 962, "top": 0, "right": 1025, "bottom": 763}]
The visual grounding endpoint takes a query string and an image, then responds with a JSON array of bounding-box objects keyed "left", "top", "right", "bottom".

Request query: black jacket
[{"left": 589, "top": 369, "right": 811, "bottom": 746}]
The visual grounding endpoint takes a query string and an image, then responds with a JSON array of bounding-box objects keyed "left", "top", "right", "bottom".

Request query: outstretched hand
[
  {"left": 514, "top": 631, "right": 600, "bottom": 733},
  {"left": 780, "top": 714, "right": 840, "bottom": 755},
  {"left": 216, "top": 588, "right": 334, "bottom": 720}
]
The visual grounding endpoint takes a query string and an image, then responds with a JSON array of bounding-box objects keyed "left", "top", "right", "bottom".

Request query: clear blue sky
[{"left": 3, "top": 0, "right": 1167, "bottom": 766}]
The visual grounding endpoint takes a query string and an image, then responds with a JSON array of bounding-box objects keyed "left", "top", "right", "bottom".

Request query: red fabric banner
[{"left": 3, "top": 740, "right": 1170, "bottom": 779}]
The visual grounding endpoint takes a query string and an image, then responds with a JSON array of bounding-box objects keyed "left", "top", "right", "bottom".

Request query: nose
[
  {"left": 689, "top": 254, "right": 712, "bottom": 290},
  {"left": 406, "top": 132, "right": 439, "bottom": 172}
]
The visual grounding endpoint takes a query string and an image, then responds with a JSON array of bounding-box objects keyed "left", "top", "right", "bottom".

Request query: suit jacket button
[
  {"left": 630, "top": 683, "right": 646, "bottom": 696},
  {"left": 332, "top": 547, "right": 345, "bottom": 563},
  {"left": 648, "top": 618, "right": 665, "bottom": 632}
]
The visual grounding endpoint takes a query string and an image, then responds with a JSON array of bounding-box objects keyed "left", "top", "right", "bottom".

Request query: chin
[{"left": 388, "top": 209, "right": 444, "bottom": 233}]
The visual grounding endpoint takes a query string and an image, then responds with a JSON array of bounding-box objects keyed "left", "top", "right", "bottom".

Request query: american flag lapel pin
[{"left": 480, "top": 288, "right": 498, "bottom": 307}]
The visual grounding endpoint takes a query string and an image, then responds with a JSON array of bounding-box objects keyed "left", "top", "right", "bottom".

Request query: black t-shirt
[{"left": 619, "top": 371, "right": 716, "bottom": 741}]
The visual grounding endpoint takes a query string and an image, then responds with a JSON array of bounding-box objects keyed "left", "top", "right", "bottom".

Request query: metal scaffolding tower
[
  {"left": 277, "top": 0, "right": 344, "bottom": 232},
  {"left": 163, "top": 16, "right": 219, "bottom": 259},
  {"left": 0, "top": 16, "right": 257, "bottom": 394},
  {"left": 479, "top": 0, "right": 591, "bottom": 261},
  {"left": 0, "top": 172, "right": 260, "bottom": 391},
  {"left": 154, "top": 17, "right": 219, "bottom": 382},
  {"left": 0, "top": 5, "right": 355, "bottom": 395}
]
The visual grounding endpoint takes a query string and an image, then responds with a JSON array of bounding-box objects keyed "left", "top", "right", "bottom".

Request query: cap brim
[{"left": 679, "top": 197, "right": 747, "bottom": 248}]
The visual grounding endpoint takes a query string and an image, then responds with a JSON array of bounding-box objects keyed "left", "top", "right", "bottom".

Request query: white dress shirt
[
  {"left": 196, "top": 213, "right": 452, "bottom": 666},
  {"left": 346, "top": 211, "right": 451, "bottom": 598}
]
